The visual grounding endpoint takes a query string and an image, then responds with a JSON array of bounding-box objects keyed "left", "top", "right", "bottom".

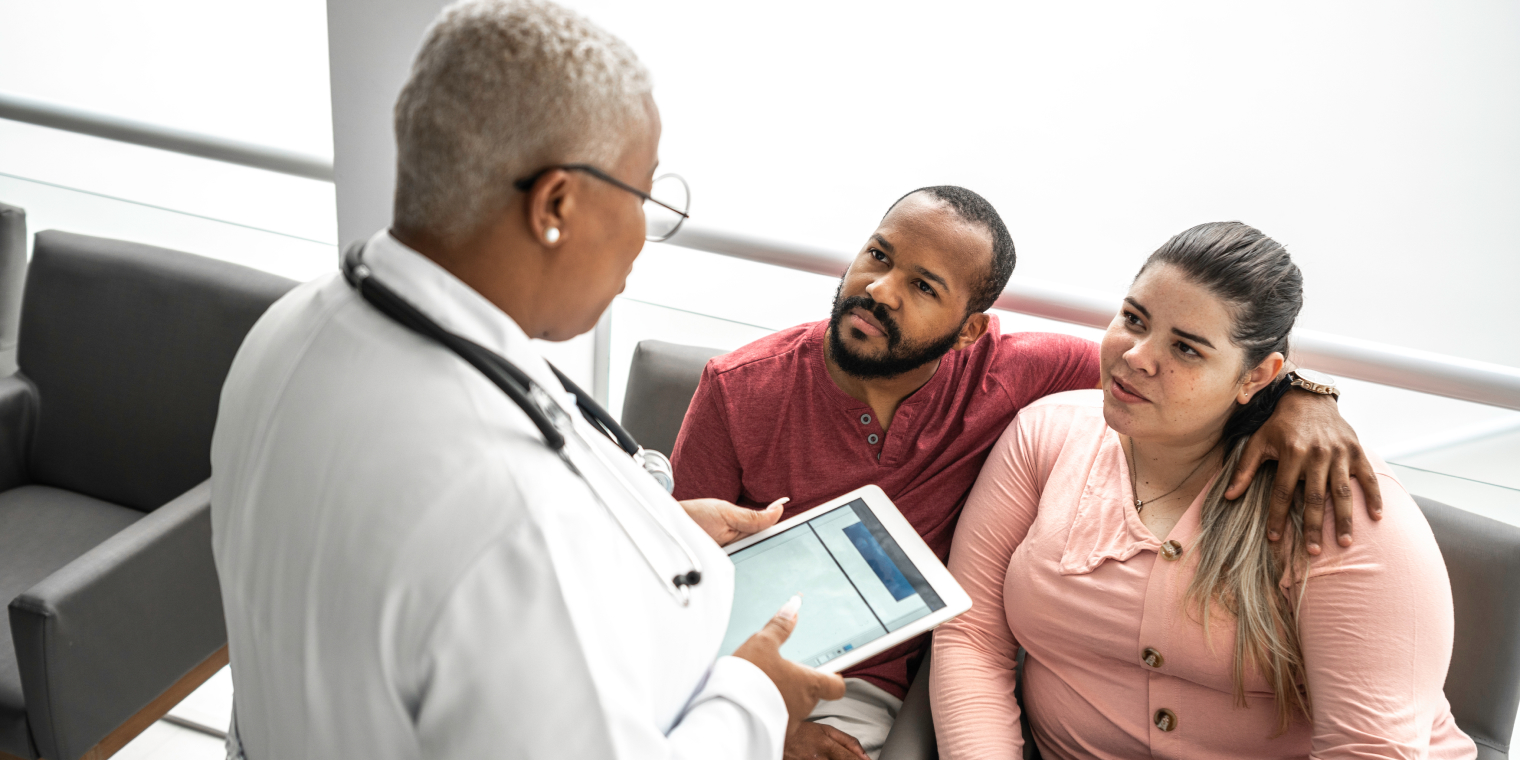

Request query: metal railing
[
  {"left": 662, "top": 224, "right": 1520, "bottom": 412},
  {"left": 5, "top": 89, "right": 1519, "bottom": 411},
  {"left": 0, "top": 91, "right": 333, "bottom": 182}
]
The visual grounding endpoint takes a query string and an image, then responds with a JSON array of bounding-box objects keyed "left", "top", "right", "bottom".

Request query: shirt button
[
  {"left": 860, "top": 413, "right": 872, "bottom": 425},
  {"left": 1142, "top": 647, "right": 1164, "bottom": 668},
  {"left": 1154, "top": 708, "right": 1178, "bottom": 732},
  {"left": 1159, "top": 540, "right": 1184, "bottom": 561},
  {"left": 867, "top": 433, "right": 880, "bottom": 445}
]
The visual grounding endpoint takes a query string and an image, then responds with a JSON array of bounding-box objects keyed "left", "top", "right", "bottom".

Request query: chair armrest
[
  {"left": 0, "top": 374, "right": 37, "bottom": 492},
  {"left": 8, "top": 480, "right": 226, "bottom": 760},
  {"left": 880, "top": 650, "right": 938, "bottom": 760}
]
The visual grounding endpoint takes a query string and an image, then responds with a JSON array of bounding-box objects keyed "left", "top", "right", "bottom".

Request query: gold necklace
[{"left": 1125, "top": 437, "right": 1211, "bottom": 513}]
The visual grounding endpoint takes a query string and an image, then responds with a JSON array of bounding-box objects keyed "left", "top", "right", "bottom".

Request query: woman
[
  {"left": 929, "top": 222, "right": 1475, "bottom": 758},
  {"left": 211, "top": 2, "right": 839, "bottom": 758}
]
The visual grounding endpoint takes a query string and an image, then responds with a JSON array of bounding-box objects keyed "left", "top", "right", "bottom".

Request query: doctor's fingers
[
  {"left": 808, "top": 670, "right": 847, "bottom": 703},
  {"left": 753, "top": 594, "right": 803, "bottom": 645}
]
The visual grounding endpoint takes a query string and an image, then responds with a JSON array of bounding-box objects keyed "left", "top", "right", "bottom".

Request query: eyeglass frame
[{"left": 512, "top": 163, "right": 690, "bottom": 242}]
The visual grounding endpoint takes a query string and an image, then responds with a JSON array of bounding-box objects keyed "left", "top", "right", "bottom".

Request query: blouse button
[
  {"left": 1154, "top": 708, "right": 1178, "bottom": 732},
  {"left": 1159, "top": 540, "right": 1184, "bottom": 561},
  {"left": 867, "top": 434, "right": 880, "bottom": 445},
  {"left": 860, "top": 413, "right": 872, "bottom": 425},
  {"left": 1142, "top": 647, "right": 1164, "bottom": 668}
]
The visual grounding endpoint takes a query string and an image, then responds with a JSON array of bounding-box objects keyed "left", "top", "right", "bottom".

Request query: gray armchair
[
  {"left": 621, "top": 338, "right": 1520, "bottom": 760},
  {"left": 620, "top": 339, "right": 727, "bottom": 456},
  {"left": 1419, "top": 496, "right": 1520, "bottom": 760},
  {"left": 0, "top": 230, "right": 295, "bottom": 760},
  {"left": 0, "top": 203, "right": 25, "bottom": 376}
]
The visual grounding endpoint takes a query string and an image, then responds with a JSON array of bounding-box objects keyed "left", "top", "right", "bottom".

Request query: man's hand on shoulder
[
  {"left": 1227, "top": 389, "right": 1383, "bottom": 554},
  {"left": 679, "top": 497, "right": 787, "bottom": 547},
  {"left": 783, "top": 722, "right": 871, "bottom": 760}
]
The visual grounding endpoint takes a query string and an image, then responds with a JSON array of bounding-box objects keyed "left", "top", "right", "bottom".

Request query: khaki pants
[{"left": 807, "top": 678, "right": 903, "bottom": 760}]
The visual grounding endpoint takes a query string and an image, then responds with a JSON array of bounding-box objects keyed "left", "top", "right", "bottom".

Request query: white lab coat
[{"left": 210, "top": 230, "right": 786, "bottom": 760}]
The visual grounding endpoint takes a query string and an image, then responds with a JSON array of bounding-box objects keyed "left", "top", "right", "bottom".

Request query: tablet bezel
[{"left": 723, "top": 484, "right": 973, "bottom": 674}]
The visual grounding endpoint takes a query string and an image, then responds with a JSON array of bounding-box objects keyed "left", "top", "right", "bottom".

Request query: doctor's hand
[
  {"left": 680, "top": 497, "right": 787, "bottom": 547},
  {"left": 733, "top": 596, "right": 847, "bottom": 743}
]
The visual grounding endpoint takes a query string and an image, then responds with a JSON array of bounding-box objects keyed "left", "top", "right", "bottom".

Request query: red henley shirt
[{"left": 671, "top": 317, "right": 1100, "bottom": 698}]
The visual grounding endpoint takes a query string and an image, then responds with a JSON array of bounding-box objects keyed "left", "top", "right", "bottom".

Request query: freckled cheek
[{"left": 1098, "top": 330, "right": 1128, "bottom": 374}]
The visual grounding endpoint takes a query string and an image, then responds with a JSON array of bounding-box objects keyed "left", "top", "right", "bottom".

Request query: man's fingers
[
  {"left": 1329, "top": 457, "right": 1356, "bottom": 547},
  {"left": 1226, "top": 438, "right": 1270, "bottom": 501},
  {"left": 1351, "top": 452, "right": 1384, "bottom": 520},
  {"left": 1265, "top": 455, "right": 1301, "bottom": 542},
  {"left": 729, "top": 498, "right": 788, "bottom": 534},
  {"left": 819, "top": 724, "right": 870, "bottom": 760},
  {"left": 1301, "top": 449, "right": 1331, "bottom": 555}
]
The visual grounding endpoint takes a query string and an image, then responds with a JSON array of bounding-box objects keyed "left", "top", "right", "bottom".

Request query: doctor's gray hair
[{"left": 393, "top": 0, "right": 652, "bottom": 247}]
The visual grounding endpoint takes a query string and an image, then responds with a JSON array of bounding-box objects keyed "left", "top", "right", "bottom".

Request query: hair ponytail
[{"left": 1141, "top": 222, "right": 1310, "bottom": 733}]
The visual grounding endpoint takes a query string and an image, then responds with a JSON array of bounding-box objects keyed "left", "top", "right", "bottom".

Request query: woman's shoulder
[
  {"left": 1001, "top": 389, "right": 1110, "bottom": 458},
  {"left": 1021, "top": 387, "right": 1105, "bottom": 414},
  {"left": 1016, "top": 389, "right": 1107, "bottom": 431},
  {"left": 1301, "top": 454, "right": 1445, "bottom": 577}
]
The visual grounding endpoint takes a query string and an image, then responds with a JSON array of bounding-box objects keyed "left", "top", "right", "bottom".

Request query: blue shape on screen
[{"left": 843, "top": 523, "right": 915, "bottom": 601}]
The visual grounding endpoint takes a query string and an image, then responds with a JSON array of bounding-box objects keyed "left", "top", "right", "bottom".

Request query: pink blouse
[{"left": 930, "top": 391, "right": 1475, "bottom": 760}]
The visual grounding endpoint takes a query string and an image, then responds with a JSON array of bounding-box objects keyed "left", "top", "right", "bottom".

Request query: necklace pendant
[{"left": 1134, "top": 499, "right": 1144, "bottom": 511}]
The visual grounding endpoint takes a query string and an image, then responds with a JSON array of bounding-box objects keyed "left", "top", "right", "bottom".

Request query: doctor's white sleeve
[{"left": 412, "top": 518, "right": 787, "bottom": 760}]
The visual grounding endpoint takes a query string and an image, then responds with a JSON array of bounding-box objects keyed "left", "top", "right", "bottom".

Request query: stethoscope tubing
[{"left": 341, "top": 243, "right": 702, "bottom": 604}]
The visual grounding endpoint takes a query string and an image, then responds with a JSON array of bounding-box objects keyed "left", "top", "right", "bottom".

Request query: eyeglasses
[{"left": 513, "top": 164, "right": 691, "bottom": 242}]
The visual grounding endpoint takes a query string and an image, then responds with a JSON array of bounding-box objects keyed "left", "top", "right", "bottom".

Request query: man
[{"left": 672, "top": 186, "right": 1378, "bottom": 759}]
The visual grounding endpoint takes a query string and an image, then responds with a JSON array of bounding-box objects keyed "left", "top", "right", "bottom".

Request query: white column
[{"left": 325, "top": 0, "right": 449, "bottom": 249}]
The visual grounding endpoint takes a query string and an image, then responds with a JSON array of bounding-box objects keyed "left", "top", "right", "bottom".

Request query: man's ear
[
  {"left": 953, "top": 312, "right": 991, "bottom": 351},
  {"left": 1239, "top": 351, "right": 1286, "bottom": 403}
]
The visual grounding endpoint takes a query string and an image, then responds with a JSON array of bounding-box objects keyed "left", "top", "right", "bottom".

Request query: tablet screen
[{"left": 719, "top": 498, "right": 946, "bottom": 668}]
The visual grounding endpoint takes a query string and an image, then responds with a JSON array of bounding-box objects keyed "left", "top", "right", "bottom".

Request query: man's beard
[{"left": 827, "top": 286, "right": 964, "bottom": 380}]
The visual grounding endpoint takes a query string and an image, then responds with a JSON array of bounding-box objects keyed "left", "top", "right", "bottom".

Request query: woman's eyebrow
[
  {"left": 1171, "top": 326, "right": 1216, "bottom": 349},
  {"left": 1123, "top": 296, "right": 1150, "bottom": 319}
]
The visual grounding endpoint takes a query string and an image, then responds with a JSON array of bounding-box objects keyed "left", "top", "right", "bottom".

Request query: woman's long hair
[{"left": 1139, "top": 222, "right": 1309, "bottom": 733}]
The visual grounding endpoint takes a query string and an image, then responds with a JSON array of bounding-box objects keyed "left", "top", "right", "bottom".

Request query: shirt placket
[
  {"left": 846, "top": 407, "right": 887, "bottom": 462},
  {"left": 877, "top": 405, "right": 915, "bottom": 466},
  {"left": 1140, "top": 527, "right": 1195, "bottom": 759}
]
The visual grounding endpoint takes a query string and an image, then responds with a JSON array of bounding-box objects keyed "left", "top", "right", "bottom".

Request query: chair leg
[{"left": 78, "top": 644, "right": 230, "bottom": 760}]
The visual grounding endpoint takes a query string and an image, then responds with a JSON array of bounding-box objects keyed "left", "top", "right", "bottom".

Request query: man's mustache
[{"left": 832, "top": 294, "right": 901, "bottom": 346}]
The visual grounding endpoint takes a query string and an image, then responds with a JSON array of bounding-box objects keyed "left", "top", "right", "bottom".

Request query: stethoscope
[{"left": 341, "top": 242, "right": 703, "bottom": 605}]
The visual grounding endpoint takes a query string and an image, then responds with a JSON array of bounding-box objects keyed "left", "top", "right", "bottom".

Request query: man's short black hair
[{"left": 885, "top": 186, "right": 1016, "bottom": 314}]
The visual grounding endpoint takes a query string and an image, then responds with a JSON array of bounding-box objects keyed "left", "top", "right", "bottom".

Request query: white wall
[{"left": 563, "top": 0, "right": 1520, "bottom": 370}]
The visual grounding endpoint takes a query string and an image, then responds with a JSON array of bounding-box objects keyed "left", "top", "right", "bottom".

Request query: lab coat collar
[{"left": 361, "top": 229, "right": 566, "bottom": 397}]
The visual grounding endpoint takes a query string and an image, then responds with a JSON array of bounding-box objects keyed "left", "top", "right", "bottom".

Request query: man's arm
[
  {"left": 670, "top": 364, "right": 744, "bottom": 503},
  {"left": 1049, "top": 336, "right": 1379, "bottom": 552},
  {"left": 1227, "top": 388, "right": 1383, "bottom": 554}
]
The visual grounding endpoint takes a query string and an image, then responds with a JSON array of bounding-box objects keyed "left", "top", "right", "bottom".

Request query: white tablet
[{"left": 717, "top": 485, "right": 972, "bottom": 674}]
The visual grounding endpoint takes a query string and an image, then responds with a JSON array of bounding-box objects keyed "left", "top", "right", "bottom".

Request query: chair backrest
[
  {"left": 0, "top": 203, "right": 26, "bottom": 376},
  {"left": 620, "top": 339, "right": 727, "bottom": 456},
  {"left": 18, "top": 231, "right": 297, "bottom": 511},
  {"left": 1418, "top": 495, "right": 1520, "bottom": 759}
]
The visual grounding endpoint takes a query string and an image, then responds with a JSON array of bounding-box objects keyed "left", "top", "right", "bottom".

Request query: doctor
[{"left": 209, "top": 1, "right": 843, "bottom": 758}]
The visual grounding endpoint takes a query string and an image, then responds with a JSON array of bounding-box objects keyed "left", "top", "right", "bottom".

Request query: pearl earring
[{"left": 544, "top": 227, "right": 560, "bottom": 244}]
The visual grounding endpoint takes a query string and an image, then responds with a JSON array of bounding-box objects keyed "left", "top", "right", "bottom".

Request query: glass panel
[
  {"left": 1390, "top": 464, "right": 1520, "bottom": 529},
  {"left": 0, "top": 171, "right": 336, "bottom": 282}
]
